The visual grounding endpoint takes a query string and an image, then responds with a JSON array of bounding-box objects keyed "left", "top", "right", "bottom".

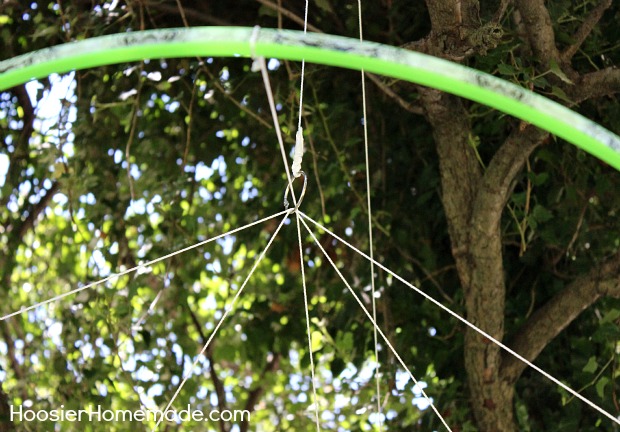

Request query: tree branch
[
  {"left": 566, "top": 67, "right": 620, "bottom": 104},
  {"left": 425, "top": 0, "right": 481, "bottom": 32},
  {"left": 492, "top": 0, "right": 513, "bottom": 24},
  {"left": 473, "top": 125, "right": 549, "bottom": 233},
  {"left": 0, "top": 319, "right": 29, "bottom": 415},
  {"left": 418, "top": 88, "right": 481, "bottom": 287},
  {"left": 15, "top": 181, "right": 59, "bottom": 240},
  {"left": 14, "top": 84, "right": 35, "bottom": 151},
  {"left": 116, "top": 224, "right": 229, "bottom": 432},
  {"left": 501, "top": 252, "right": 620, "bottom": 384},
  {"left": 561, "top": 0, "right": 613, "bottom": 63},
  {"left": 1, "top": 181, "right": 59, "bottom": 295},
  {"left": 0, "top": 321, "right": 23, "bottom": 382},
  {"left": 415, "top": 82, "right": 519, "bottom": 429},
  {"left": 185, "top": 302, "right": 228, "bottom": 432},
  {"left": 461, "top": 125, "right": 548, "bottom": 432},
  {"left": 367, "top": 74, "right": 424, "bottom": 115},
  {"left": 514, "top": 0, "right": 560, "bottom": 67},
  {"left": 185, "top": 295, "right": 280, "bottom": 432},
  {"left": 239, "top": 353, "right": 281, "bottom": 432},
  {"left": 0, "top": 85, "right": 36, "bottom": 210},
  {"left": 0, "top": 383, "right": 13, "bottom": 432}
]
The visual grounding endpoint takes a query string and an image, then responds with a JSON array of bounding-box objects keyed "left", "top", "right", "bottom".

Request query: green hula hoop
[{"left": 1, "top": 26, "right": 619, "bottom": 171}]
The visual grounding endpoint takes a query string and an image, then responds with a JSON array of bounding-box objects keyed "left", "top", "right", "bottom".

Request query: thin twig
[
  {"left": 311, "top": 85, "right": 389, "bottom": 236},
  {"left": 367, "top": 74, "right": 423, "bottom": 115},
  {"left": 173, "top": 0, "right": 273, "bottom": 131},
  {"left": 153, "top": 215, "right": 288, "bottom": 431},
  {"left": 254, "top": 0, "right": 322, "bottom": 33},
  {"left": 303, "top": 116, "right": 327, "bottom": 219},
  {"left": 145, "top": 0, "right": 231, "bottom": 26},
  {"left": 125, "top": 65, "right": 145, "bottom": 201},
  {"left": 0, "top": 211, "right": 287, "bottom": 322},
  {"left": 563, "top": 201, "right": 589, "bottom": 260},
  {"left": 394, "top": 245, "right": 454, "bottom": 304},
  {"left": 562, "top": 0, "right": 613, "bottom": 62},
  {"left": 174, "top": 0, "right": 189, "bottom": 27}
]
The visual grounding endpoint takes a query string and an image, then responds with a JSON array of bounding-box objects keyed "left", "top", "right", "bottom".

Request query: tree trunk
[{"left": 0, "top": 385, "right": 14, "bottom": 432}]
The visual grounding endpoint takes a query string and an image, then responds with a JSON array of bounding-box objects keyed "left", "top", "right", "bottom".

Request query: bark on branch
[
  {"left": 462, "top": 125, "right": 549, "bottom": 432},
  {"left": 514, "top": 0, "right": 560, "bottom": 67},
  {"left": 418, "top": 89, "right": 481, "bottom": 286},
  {"left": 502, "top": 252, "right": 620, "bottom": 384},
  {"left": 567, "top": 67, "right": 620, "bottom": 104},
  {"left": 474, "top": 125, "right": 549, "bottom": 230}
]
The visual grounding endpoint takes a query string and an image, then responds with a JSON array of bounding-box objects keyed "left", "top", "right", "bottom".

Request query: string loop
[{"left": 283, "top": 171, "right": 307, "bottom": 212}]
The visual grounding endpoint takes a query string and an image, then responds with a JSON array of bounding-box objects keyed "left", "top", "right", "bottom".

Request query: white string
[
  {"left": 357, "top": 0, "right": 382, "bottom": 428},
  {"left": 153, "top": 213, "right": 289, "bottom": 431},
  {"left": 298, "top": 216, "right": 453, "bottom": 431},
  {"left": 0, "top": 210, "right": 288, "bottom": 322},
  {"left": 294, "top": 5, "right": 317, "bottom": 427},
  {"left": 296, "top": 212, "right": 321, "bottom": 430},
  {"left": 291, "top": 0, "right": 309, "bottom": 179},
  {"left": 249, "top": 26, "right": 298, "bottom": 208},
  {"left": 297, "top": 0, "right": 309, "bottom": 131},
  {"left": 252, "top": 23, "right": 317, "bottom": 426},
  {"left": 299, "top": 211, "right": 620, "bottom": 427}
]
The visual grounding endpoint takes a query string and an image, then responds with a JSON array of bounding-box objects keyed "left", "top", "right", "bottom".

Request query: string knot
[
  {"left": 249, "top": 25, "right": 263, "bottom": 72},
  {"left": 292, "top": 128, "right": 304, "bottom": 178}
]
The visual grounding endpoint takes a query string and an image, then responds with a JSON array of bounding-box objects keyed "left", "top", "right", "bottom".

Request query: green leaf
[
  {"left": 582, "top": 356, "right": 598, "bottom": 374},
  {"left": 596, "top": 376, "right": 609, "bottom": 398},
  {"left": 532, "top": 204, "right": 553, "bottom": 223},
  {"left": 311, "top": 330, "right": 323, "bottom": 352},
  {"left": 511, "top": 191, "right": 528, "bottom": 206},
  {"left": 551, "top": 86, "right": 574, "bottom": 104},
  {"left": 31, "top": 25, "right": 58, "bottom": 41},
  {"left": 532, "top": 76, "right": 549, "bottom": 89},
  {"left": 497, "top": 63, "right": 516, "bottom": 75},
  {"left": 549, "top": 59, "right": 574, "bottom": 84},
  {"left": 600, "top": 309, "right": 620, "bottom": 324},
  {"left": 315, "top": 0, "right": 335, "bottom": 13}
]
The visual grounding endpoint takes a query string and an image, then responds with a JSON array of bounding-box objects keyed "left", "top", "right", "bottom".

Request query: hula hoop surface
[{"left": 1, "top": 26, "right": 619, "bottom": 171}]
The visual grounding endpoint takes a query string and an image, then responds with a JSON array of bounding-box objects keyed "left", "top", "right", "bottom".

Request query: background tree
[{"left": 1, "top": 0, "right": 620, "bottom": 431}]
